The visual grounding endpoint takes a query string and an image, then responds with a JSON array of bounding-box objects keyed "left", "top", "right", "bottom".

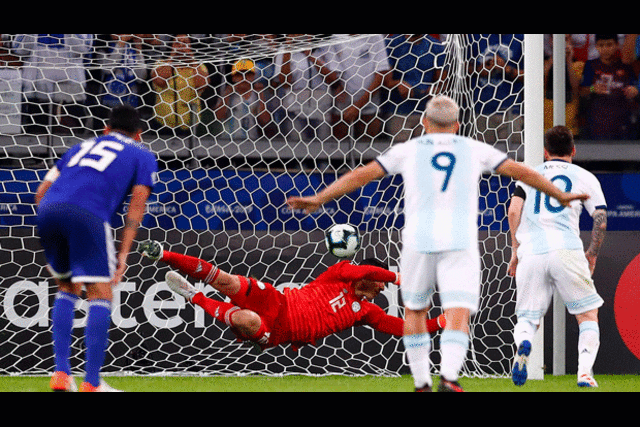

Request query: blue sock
[
  {"left": 84, "top": 300, "right": 111, "bottom": 387},
  {"left": 52, "top": 291, "right": 78, "bottom": 375}
]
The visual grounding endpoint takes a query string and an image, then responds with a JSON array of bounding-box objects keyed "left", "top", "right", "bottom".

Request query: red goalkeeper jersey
[
  {"left": 162, "top": 250, "right": 446, "bottom": 350},
  {"left": 282, "top": 261, "right": 400, "bottom": 347}
]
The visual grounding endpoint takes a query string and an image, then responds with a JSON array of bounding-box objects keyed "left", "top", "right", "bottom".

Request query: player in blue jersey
[{"left": 35, "top": 105, "right": 158, "bottom": 392}]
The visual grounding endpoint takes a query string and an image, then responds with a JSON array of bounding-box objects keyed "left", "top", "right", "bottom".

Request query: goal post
[
  {"left": 523, "top": 33, "right": 545, "bottom": 381},
  {"left": 522, "top": 34, "right": 570, "bottom": 380},
  {"left": 1, "top": 34, "right": 539, "bottom": 378},
  {"left": 551, "top": 33, "right": 567, "bottom": 377}
]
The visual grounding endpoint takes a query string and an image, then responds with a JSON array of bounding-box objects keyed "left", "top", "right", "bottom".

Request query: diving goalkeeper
[{"left": 138, "top": 240, "right": 445, "bottom": 351}]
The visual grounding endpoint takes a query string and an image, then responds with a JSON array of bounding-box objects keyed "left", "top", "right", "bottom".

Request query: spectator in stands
[
  {"left": 621, "top": 34, "right": 640, "bottom": 64},
  {"left": 579, "top": 34, "right": 639, "bottom": 140},
  {"left": 213, "top": 58, "right": 272, "bottom": 141},
  {"left": 323, "top": 34, "right": 391, "bottom": 142},
  {"left": 469, "top": 34, "right": 525, "bottom": 149},
  {"left": 92, "top": 34, "right": 148, "bottom": 129},
  {"left": 571, "top": 34, "right": 626, "bottom": 62},
  {"left": 151, "top": 34, "right": 209, "bottom": 137},
  {"left": 544, "top": 34, "right": 584, "bottom": 137},
  {"left": 383, "top": 34, "right": 446, "bottom": 142},
  {"left": 12, "top": 34, "right": 94, "bottom": 134},
  {"left": 274, "top": 34, "right": 341, "bottom": 143},
  {"left": 139, "top": 34, "right": 211, "bottom": 61},
  {"left": 0, "top": 34, "right": 21, "bottom": 67},
  {"left": 0, "top": 35, "right": 23, "bottom": 135}
]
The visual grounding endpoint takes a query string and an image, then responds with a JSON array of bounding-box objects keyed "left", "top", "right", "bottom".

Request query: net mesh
[{"left": 0, "top": 34, "right": 524, "bottom": 377}]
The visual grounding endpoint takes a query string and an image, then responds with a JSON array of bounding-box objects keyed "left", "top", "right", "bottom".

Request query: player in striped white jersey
[
  {"left": 288, "top": 96, "right": 589, "bottom": 392},
  {"left": 508, "top": 126, "right": 607, "bottom": 388}
]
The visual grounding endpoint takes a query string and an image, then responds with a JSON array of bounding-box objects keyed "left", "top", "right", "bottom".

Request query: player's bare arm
[
  {"left": 35, "top": 166, "right": 60, "bottom": 206},
  {"left": 35, "top": 181, "right": 52, "bottom": 206},
  {"left": 585, "top": 209, "right": 607, "bottom": 275},
  {"left": 496, "top": 159, "right": 590, "bottom": 207},
  {"left": 287, "top": 161, "right": 386, "bottom": 214},
  {"left": 507, "top": 196, "right": 524, "bottom": 277},
  {"left": 112, "top": 185, "right": 151, "bottom": 286}
]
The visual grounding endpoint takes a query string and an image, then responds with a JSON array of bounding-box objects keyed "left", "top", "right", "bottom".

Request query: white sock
[
  {"left": 578, "top": 321, "right": 600, "bottom": 377},
  {"left": 440, "top": 330, "right": 469, "bottom": 382},
  {"left": 403, "top": 333, "right": 432, "bottom": 388},
  {"left": 513, "top": 319, "right": 537, "bottom": 348}
]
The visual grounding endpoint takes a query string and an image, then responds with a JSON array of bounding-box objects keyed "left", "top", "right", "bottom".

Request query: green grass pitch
[{"left": 2, "top": 374, "right": 639, "bottom": 392}]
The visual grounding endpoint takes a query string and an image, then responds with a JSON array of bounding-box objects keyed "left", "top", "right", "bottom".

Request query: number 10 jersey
[{"left": 514, "top": 160, "right": 607, "bottom": 257}]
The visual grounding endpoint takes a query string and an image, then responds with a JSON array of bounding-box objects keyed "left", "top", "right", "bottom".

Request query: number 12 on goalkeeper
[{"left": 138, "top": 240, "right": 445, "bottom": 351}]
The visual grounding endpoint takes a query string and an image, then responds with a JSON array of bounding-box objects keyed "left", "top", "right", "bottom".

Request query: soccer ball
[{"left": 325, "top": 224, "right": 361, "bottom": 258}]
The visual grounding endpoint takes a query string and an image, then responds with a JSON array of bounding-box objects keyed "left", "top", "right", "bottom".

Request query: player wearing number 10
[
  {"left": 287, "top": 96, "right": 589, "bottom": 392},
  {"left": 508, "top": 126, "right": 607, "bottom": 388},
  {"left": 35, "top": 105, "right": 159, "bottom": 392}
]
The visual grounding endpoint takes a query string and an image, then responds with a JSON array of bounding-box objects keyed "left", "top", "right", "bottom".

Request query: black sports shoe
[{"left": 438, "top": 378, "right": 464, "bottom": 392}]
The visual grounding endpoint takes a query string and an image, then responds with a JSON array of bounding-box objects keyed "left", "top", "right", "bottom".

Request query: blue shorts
[{"left": 36, "top": 203, "right": 116, "bottom": 284}]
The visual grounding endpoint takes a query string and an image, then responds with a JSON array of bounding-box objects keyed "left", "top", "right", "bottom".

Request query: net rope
[{"left": 0, "top": 33, "right": 523, "bottom": 377}]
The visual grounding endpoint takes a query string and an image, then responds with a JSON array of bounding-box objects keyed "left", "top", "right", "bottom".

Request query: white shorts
[
  {"left": 400, "top": 245, "right": 481, "bottom": 313},
  {"left": 515, "top": 249, "right": 603, "bottom": 325}
]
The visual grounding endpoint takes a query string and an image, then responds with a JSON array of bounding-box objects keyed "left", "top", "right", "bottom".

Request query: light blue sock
[
  {"left": 85, "top": 300, "right": 111, "bottom": 387},
  {"left": 52, "top": 291, "right": 79, "bottom": 375}
]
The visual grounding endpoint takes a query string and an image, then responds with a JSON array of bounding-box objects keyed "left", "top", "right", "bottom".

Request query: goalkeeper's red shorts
[{"left": 230, "top": 276, "right": 292, "bottom": 348}]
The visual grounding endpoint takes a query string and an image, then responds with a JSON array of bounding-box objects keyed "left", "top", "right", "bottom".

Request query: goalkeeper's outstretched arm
[{"left": 365, "top": 309, "right": 446, "bottom": 337}]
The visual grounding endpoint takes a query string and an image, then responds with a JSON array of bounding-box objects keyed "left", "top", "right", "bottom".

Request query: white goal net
[{"left": 0, "top": 34, "right": 524, "bottom": 377}]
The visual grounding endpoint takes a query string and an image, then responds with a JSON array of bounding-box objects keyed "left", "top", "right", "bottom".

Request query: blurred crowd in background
[{"left": 0, "top": 34, "right": 638, "bottom": 146}]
